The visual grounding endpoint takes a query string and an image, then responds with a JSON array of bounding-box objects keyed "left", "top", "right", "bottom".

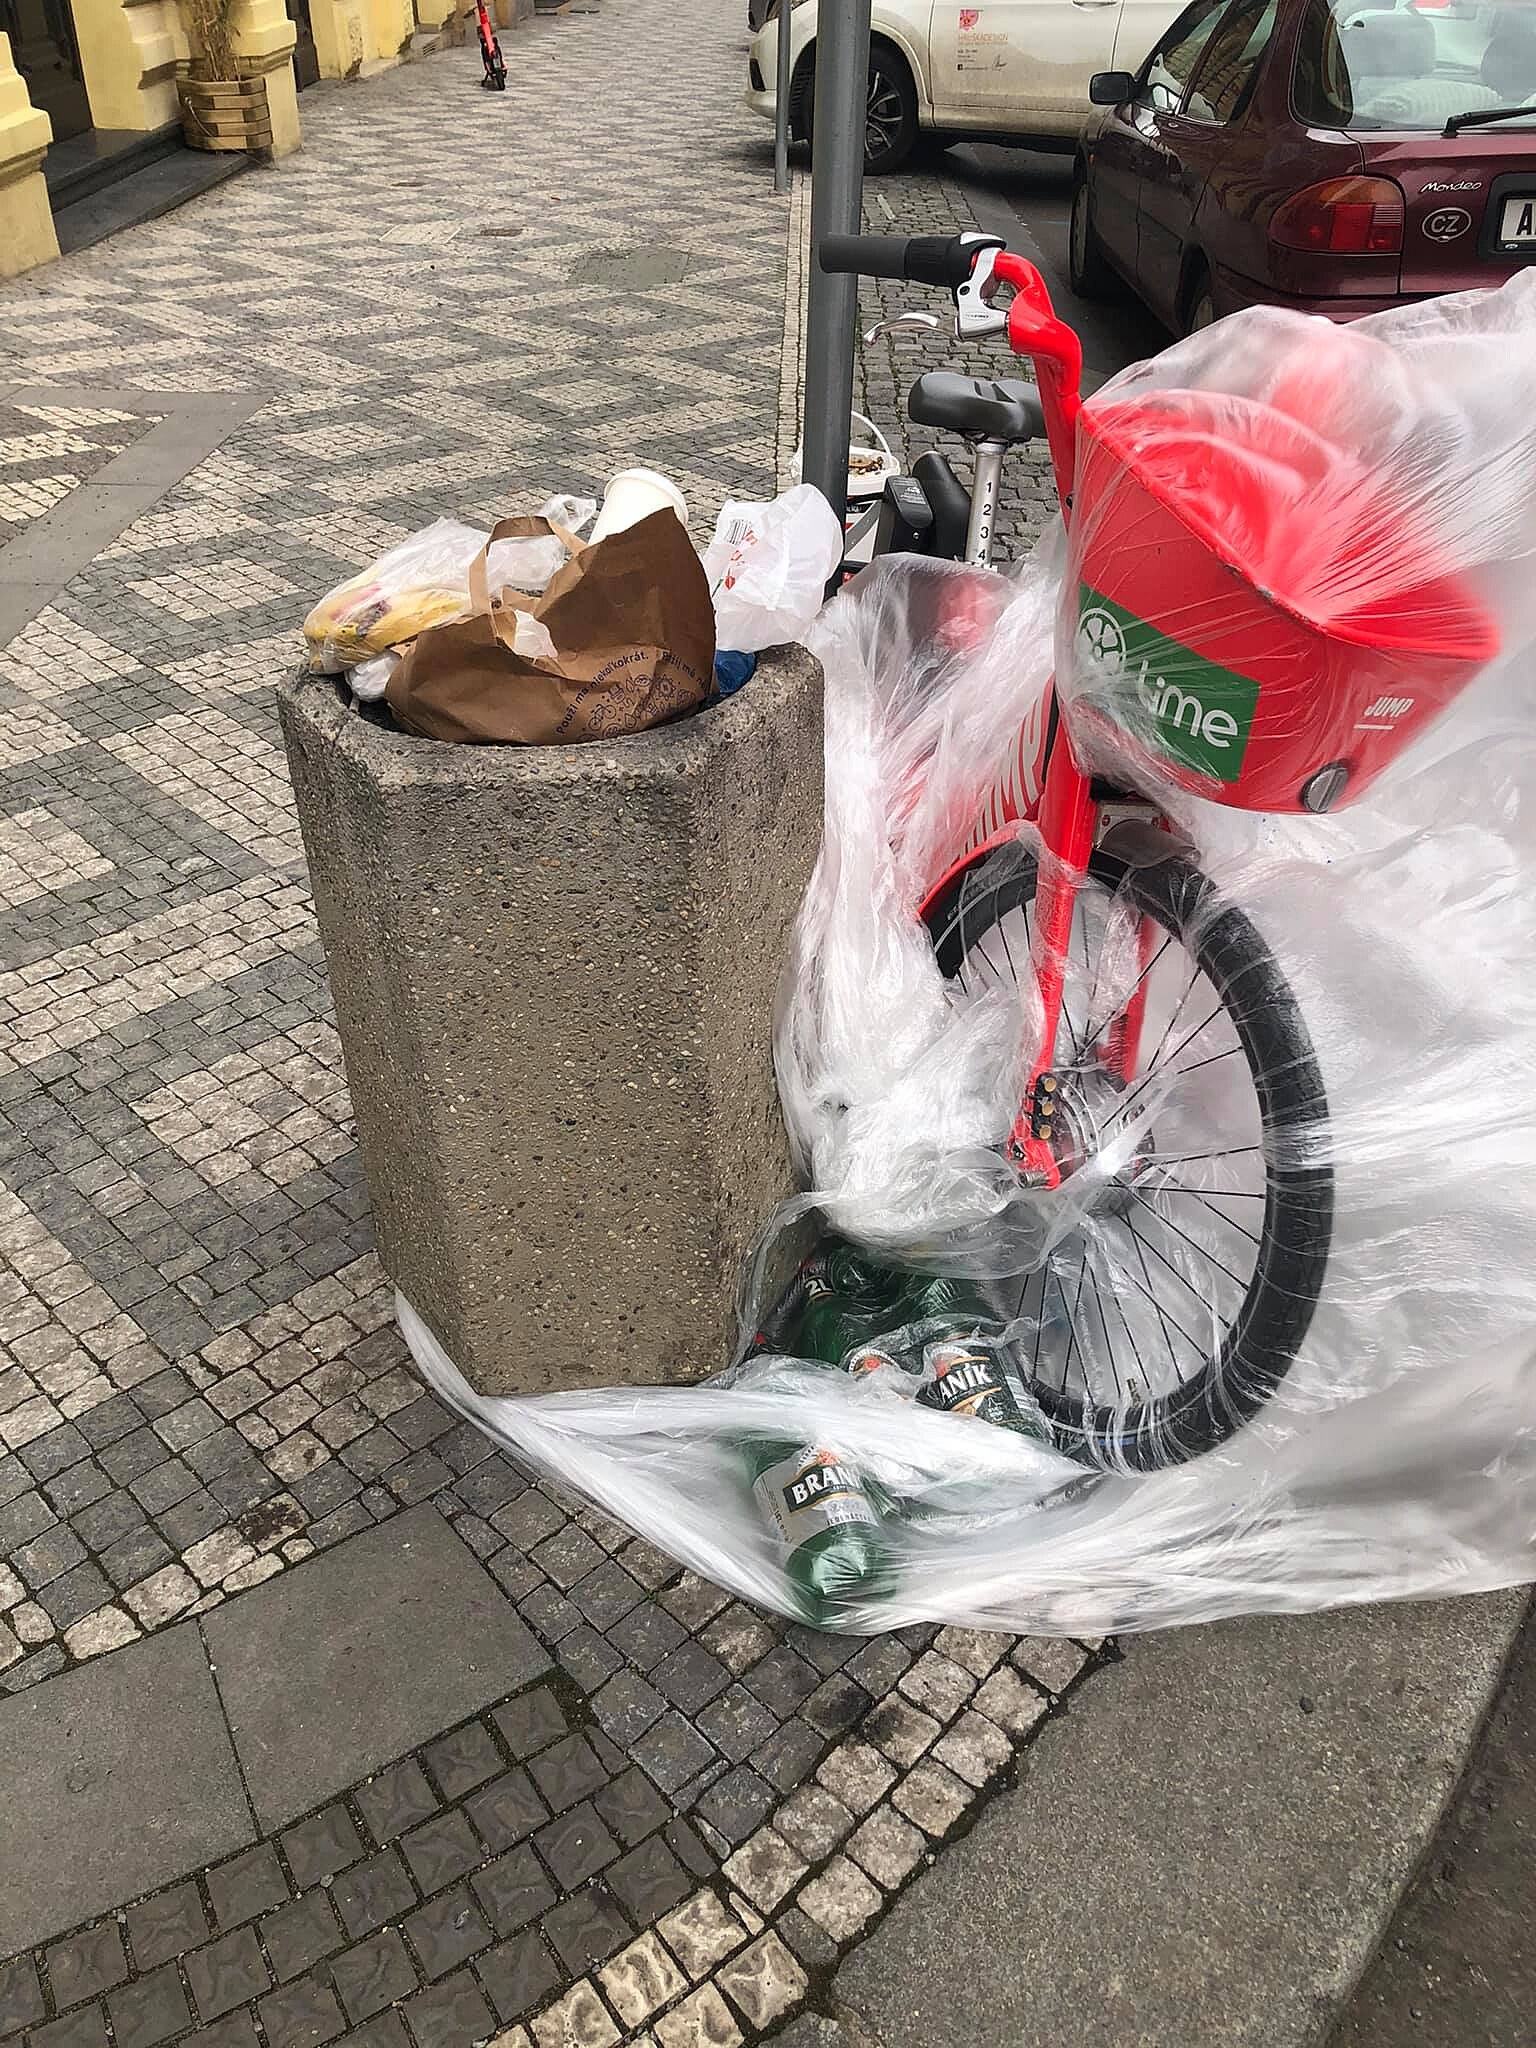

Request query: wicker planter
[{"left": 178, "top": 73, "right": 273, "bottom": 154}]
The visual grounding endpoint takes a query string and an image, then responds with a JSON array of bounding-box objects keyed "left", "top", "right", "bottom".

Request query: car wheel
[
  {"left": 1185, "top": 279, "right": 1217, "bottom": 335},
  {"left": 802, "top": 43, "right": 919, "bottom": 174},
  {"left": 1068, "top": 173, "right": 1123, "bottom": 302},
  {"left": 864, "top": 46, "right": 919, "bottom": 173}
]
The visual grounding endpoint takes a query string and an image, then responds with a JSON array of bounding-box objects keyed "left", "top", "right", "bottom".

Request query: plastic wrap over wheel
[{"left": 402, "top": 276, "right": 1536, "bottom": 1635}]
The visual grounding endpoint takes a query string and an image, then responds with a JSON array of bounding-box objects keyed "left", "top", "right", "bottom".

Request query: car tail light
[{"left": 1269, "top": 178, "right": 1405, "bottom": 255}]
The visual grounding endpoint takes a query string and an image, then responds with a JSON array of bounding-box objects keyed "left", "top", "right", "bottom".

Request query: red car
[{"left": 1070, "top": 0, "right": 1536, "bottom": 330}]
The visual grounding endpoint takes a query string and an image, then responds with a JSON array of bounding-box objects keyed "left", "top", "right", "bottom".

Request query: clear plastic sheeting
[
  {"left": 399, "top": 277, "right": 1536, "bottom": 1634},
  {"left": 1059, "top": 277, "right": 1536, "bottom": 812}
]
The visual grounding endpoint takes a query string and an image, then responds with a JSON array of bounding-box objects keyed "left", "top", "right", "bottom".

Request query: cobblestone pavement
[
  {"left": 0, "top": 0, "right": 795, "bottom": 1689},
  {"left": 0, "top": 10, "right": 1111, "bottom": 2045}
]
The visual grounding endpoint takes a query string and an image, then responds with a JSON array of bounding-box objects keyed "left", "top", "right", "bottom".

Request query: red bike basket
[{"left": 1068, "top": 389, "right": 1501, "bottom": 813}]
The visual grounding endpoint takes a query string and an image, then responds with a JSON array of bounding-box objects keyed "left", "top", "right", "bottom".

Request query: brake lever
[
  {"left": 862, "top": 311, "right": 942, "bottom": 344},
  {"left": 956, "top": 242, "right": 1009, "bottom": 341}
]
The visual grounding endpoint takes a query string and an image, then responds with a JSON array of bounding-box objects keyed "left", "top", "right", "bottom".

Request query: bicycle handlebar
[
  {"left": 817, "top": 232, "right": 1086, "bottom": 510},
  {"left": 818, "top": 233, "right": 996, "bottom": 290}
]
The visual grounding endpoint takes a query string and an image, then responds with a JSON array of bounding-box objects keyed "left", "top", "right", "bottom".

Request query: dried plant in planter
[
  {"left": 180, "top": 0, "right": 239, "bottom": 77},
  {"left": 177, "top": 0, "right": 275, "bottom": 151}
]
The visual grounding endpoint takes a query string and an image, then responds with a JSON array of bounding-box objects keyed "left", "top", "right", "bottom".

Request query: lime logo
[
  {"left": 1076, "top": 604, "right": 1129, "bottom": 680},
  {"left": 1075, "top": 585, "right": 1259, "bottom": 782}
]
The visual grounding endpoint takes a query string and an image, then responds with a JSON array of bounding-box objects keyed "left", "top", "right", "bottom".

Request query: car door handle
[{"left": 1071, "top": 3, "right": 1117, "bottom": 8}]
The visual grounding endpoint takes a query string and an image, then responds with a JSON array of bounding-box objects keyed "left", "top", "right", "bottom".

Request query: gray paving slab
[
  {"left": 202, "top": 1504, "right": 551, "bottom": 1830},
  {"left": 0, "top": 389, "right": 262, "bottom": 639},
  {"left": 0, "top": 1622, "right": 252, "bottom": 1956},
  {"left": 833, "top": 1592, "right": 1528, "bottom": 2048}
]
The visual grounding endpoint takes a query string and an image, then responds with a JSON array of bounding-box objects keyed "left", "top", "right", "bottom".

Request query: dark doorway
[
  {"left": 287, "top": 0, "right": 320, "bottom": 88},
  {"left": 1, "top": 0, "right": 91, "bottom": 143}
]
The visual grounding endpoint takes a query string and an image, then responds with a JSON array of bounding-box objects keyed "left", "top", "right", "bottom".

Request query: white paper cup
[{"left": 589, "top": 467, "right": 688, "bottom": 543}]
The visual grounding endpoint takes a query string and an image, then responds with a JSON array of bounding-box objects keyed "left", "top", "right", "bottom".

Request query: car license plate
[{"left": 1500, "top": 194, "right": 1536, "bottom": 245}]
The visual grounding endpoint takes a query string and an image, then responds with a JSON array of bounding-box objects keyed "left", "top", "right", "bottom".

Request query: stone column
[
  {"left": 69, "top": 0, "right": 188, "bottom": 133},
  {"left": 279, "top": 651, "right": 824, "bottom": 1396},
  {"left": 0, "top": 35, "right": 56, "bottom": 282},
  {"left": 229, "top": 0, "right": 302, "bottom": 155}
]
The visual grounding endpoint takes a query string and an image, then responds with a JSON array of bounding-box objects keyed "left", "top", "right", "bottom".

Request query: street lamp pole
[
  {"left": 772, "top": 0, "right": 793, "bottom": 193},
  {"left": 798, "top": 0, "right": 871, "bottom": 531}
]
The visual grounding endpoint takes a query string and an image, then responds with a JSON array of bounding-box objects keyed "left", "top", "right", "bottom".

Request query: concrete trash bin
[{"left": 278, "top": 649, "right": 823, "bottom": 1395}]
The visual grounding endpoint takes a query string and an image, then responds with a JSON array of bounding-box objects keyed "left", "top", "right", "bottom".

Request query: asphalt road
[
  {"left": 1327, "top": 1596, "right": 1536, "bottom": 2048},
  {"left": 943, "top": 140, "right": 1169, "bottom": 390}
]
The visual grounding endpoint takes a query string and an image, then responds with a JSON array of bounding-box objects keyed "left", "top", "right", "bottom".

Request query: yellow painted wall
[
  {"left": 0, "top": 31, "right": 58, "bottom": 279},
  {"left": 310, "top": 0, "right": 369, "bottom": 75}
]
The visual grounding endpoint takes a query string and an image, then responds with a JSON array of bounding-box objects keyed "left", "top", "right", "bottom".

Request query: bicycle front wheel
[{"left": 924, "top": 845, "right": 1334, "bottom": 1470}]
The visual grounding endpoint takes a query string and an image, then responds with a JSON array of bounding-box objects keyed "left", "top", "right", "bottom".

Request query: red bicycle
[{"left": 819, "top": 231, "right": 1502, "bottom": 1471}]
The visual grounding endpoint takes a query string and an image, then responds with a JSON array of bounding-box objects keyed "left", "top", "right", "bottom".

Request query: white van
[{"left": 747, "top": 0, "right": 1187, "bottom": 172}]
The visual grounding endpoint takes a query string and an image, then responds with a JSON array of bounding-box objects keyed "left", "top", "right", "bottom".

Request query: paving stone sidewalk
[{"left": 0, "top": 10, "right": 1109, "bottom": 2046}]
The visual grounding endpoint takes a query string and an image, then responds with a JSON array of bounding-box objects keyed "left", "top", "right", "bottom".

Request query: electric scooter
[{"left": 476, "top": 0, "right": 507, "bottom": 89}]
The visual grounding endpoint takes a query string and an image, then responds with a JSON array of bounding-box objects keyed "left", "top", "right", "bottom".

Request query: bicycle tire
[{"left": 925, "top": 844, "right": 1334, "bottom": 1470}]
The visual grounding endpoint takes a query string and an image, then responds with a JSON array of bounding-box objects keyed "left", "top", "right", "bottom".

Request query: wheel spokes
[{"left": 941, "top": 873, "right": 1268, "bottom": 1416}]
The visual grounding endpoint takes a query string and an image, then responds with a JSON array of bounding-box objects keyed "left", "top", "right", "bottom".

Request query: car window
[
  {"left": 1183, "top": 0, "right": 1279, "bottom": 121},
  {"left": 1293, "top": 0, "right": 1536, "bottom": 133},
  {"left": 1137, "top": 0, "right": 1237, "bottom": 112}
]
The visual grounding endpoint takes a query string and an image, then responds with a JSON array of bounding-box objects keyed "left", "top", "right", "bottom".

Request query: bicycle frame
[{"left": 917, "top": 251, "right": 1151, "bottom": 1189}]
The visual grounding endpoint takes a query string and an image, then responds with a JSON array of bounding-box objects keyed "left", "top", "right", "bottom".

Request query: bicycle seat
[{"left": 907, "top": 372, "right": 1045, "bottom": 442}]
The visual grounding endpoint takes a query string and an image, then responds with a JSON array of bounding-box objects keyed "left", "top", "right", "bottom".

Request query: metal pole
[
  {"left": 800, "top": 0, "right": 870, "bottom": 532},
  {"left": 772, "top": 0, "right": 793, "bottom": 194}
]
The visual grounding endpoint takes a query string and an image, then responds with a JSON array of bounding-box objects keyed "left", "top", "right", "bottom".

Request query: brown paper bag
[{"left": 385, "top": 509, "right": 716, "bottom": 745}]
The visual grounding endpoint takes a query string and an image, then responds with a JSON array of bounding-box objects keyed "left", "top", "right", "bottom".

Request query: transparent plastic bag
[
  {"left": 304, "top": 518, "right": 484, "bottom": 673},
  {"left": 303, "top": 496, "right": 596, "bottom": 671},
  {"left": 702, "top": 483, "right": 843, "bottom": 653},
  {"left": 491, "top": 494, "right": 599, "bottom": 596},
  {"left": 398, "top": 277, "right": 1536, "bottom": 1635}
]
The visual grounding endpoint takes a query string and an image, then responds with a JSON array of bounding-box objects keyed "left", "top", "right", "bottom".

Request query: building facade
[{"left": 0, "top": 0, "right": 463, "bottom": 278}]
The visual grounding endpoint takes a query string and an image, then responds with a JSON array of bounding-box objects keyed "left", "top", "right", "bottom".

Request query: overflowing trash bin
[
  {"left": 300, "top": 472, "right": 842, "bottom": 733},
  {"left": 282, "top": 470, "right": 841, "bottom": 1396}
]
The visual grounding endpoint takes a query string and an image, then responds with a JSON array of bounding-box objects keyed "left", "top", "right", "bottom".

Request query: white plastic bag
[
  {"left": 703, "top": 483, "right": 843, "bottom": 653},
  {"left": 349, "top": 651, "right": 399, "bottom": 703}
]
